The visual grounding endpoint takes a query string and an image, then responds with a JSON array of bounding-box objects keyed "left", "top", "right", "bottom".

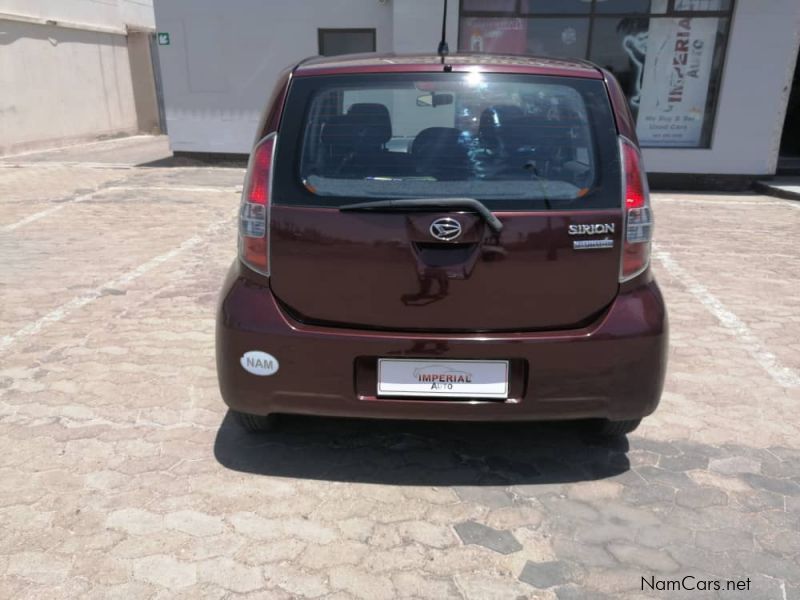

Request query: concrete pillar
[{"left": 127, "top": 31, "right": 161, "bottom": 134}]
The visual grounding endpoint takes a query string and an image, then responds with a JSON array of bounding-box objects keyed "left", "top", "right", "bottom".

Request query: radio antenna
[{"left": 437, "top": 0, "right": 449, "bottom": 63}]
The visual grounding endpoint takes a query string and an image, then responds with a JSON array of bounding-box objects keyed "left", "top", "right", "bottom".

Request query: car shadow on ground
[
  {"left": 136, "top": 154, "right": 248, "bottom": 169},
  {"left": 213, "top": 412, "right": 630, "bottom": 486}
]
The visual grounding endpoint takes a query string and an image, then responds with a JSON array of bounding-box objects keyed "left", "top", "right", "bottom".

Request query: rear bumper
[{"left": 216, "top": 262, "right": 668, "bottom": 422}]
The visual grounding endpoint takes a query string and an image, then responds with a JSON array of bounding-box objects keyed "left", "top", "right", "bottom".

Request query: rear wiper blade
[{"left": 340, "top": 197, "right": 503, "bottom": 234}]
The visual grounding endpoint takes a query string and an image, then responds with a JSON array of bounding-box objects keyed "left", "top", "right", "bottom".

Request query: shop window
[
  {"left": 318, "top": 29, "right": 376, "bottom": 57},
  {"left": 527, "top": 18, "right": 590, "bottom": 59},
  {"left": 595, "top": 0, "right": 666, "bottom": 14},
  {"left": 522, "top": 1, "right": 591, "bottom": 14},
  {"left": 458, "top": 0, "right": 733, "bottom": 148},
  {"left": 674, "top": 0, "right": 731, "bottom": 10},
  {"left": 462, "top": 0, "right": 518, "bottom": 13}
]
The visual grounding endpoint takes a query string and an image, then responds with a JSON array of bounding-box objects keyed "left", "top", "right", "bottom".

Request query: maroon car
[{"left": 216, "top": 53, "right": 667, "bottom": 436}]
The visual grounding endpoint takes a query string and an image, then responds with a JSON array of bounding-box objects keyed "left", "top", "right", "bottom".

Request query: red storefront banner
[{"left": 459, "top": 17, "right": 528, "bottom": 55}]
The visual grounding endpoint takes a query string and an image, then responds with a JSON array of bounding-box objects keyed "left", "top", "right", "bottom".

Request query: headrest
[
  {"left": 411, "top": 127, "right": 470, "bottom": 180},
  {"left": 321, "top": 115, "right": 355, "bottom": 147},
  {"left": 346, "top": 103, "right": 392, "bottom": 146},
  {"left": 411, "top": 127, "right": 464, "bottom": 156}
]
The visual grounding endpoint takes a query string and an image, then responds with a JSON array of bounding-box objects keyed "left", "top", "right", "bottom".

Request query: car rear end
[{"left": 216, "top": 55, "right": 667, "bottom": 431}]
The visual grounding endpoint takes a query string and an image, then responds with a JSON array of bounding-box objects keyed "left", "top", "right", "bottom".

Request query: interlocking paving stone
[
  {"left": 658, "top": 452, "right": 709, "bottom": 472},
  {"left": 767, "top": 446, "right": 800, "bottom": 462},
  {"left": 452, "top": 486, "right": 515, "bottom": 508},
  {"left": 636, "top": 466, "right": 694, "bottom": 489},
  {"left": 732, "top": 489, "right": 784, "bottom": 512},
  {"left": 606, "top": 543, "right": 681, "bottom": 573},
  {"left": 605, "top": 468, "right": 649, "bottom": 488},
  {"left": 575, "top": 523, "right": 637, "bottom": 545},
  {"left": 664, "top": 545, "right": 737, "bottom": 577},
  {"left": 675, "top": 485, "right": 728, "bottom": 509},
  {"left": 739, "top": 473, "right": 800, "bottom": 496},
  {"left": 627, "top": 449, "right": 660, "bottom": 467},
  {"left": 631, "top": 438, "right": 682, "bottom": 457},
  {"left": 754, "top": 510, "right": 800, "bottom": 533},
  {"left": 695, "top": 528, "right": 754, "bottom": 553},
  {"left": 519, "top": 560, "right": 574, "bottom": 589},
  {"left": 729, "top": 550, "right": 800, "bottom": 583},
  {"left": 555, "top": 584, "right": 612, "bottom": 600},
  {"left": 786, "top": 496, "right": 800, "bottom": 513},
  {"left": 755, "top": 529, "right": 800, "bottom": 555},
  {"left": 506, "top": 482, "right": 565, "bottom": 499},
  {"left": 621, "top": 482, "right": 675, "bottom": 505},
  {"left": 552, "top": 537, "right": 617, "bottom": 568},
  {"left": 1, "top": 147, "right": 799, "bottom": 598},
  {"left": 759, "top": 459, "right": 797, "bottom": 478},
  {"left": 726, "top": 574, "right": 793, "bottom": 600},
  {"left": 709, "top": 456, "right": 762, "bottom": 475},
  {"left": 539, "top": 496, "right": 600, "bottom": 521},
  {"left": 634, "top": 524, "right": 693, "bottom": 549},
  {"left": 453, "top": 521, "right": 522, "bottom": 555}
]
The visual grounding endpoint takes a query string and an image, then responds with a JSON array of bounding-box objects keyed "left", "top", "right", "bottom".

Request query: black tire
[
  {"left": 233, "top": 411, "right": 278, "bottom": 433},
  {"left": 594, "top": 418, "right": 642, "bottom": 436}
]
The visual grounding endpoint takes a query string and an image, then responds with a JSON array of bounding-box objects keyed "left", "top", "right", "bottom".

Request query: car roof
[{"left": 294, "top": 52, "right": 603, "bottom": 79}]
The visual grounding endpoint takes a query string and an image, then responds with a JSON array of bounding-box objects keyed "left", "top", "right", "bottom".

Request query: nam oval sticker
[{"left": 240, "top": 351, "right": 279, "bottom": 376}]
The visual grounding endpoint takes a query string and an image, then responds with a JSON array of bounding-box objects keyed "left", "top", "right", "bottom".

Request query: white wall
[
  {"left": 154, "top": 0, "right": 395, "bottom": 153},
  {"left": 0, "top": 0, "right": 155, "bottom": 32},
  {"left": 642, "top": 0, "right": 800, "bottom": 175},
  {"left": 393, "top": 0, "right": 458, "bottom": 55},
  {"left": 0, "top": 19, "right": 140, "bottom": 155},
  {"left": 0, "top": 0, "right": 156, "bottom": 155}
]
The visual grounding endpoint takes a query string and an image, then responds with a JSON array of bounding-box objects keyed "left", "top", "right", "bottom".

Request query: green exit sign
[{"left": 157, "top": 32, "right": 170, "bottom": 46}]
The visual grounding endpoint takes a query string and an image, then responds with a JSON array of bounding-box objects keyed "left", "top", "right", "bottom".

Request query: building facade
[
  {"left": 153, "top": 0, "right": 800, "bottom": 182},
  {"left": 0, "top": 0, "right": 161, "bottom": 156}
]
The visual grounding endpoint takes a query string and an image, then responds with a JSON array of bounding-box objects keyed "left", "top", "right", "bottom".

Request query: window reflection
[
  {"left": 589, "top": 18, "right": 650, "bottom": 114},
  {"left": 521, "top": 0, "right": 591, "bottom": 14},
  {"left": 460, "top": 17, "right": 528, "bottom": 54},
  {"left": 594, "top": 0, "right": 666, "bottom": 14},
  {"left": 458, "top": 0, "right": 733, "bottom": 148},
  {"left": 462, "top": 0, "right": 517, "bottom": 13},
  {"left": 674, "top": 0, "right": 730, "bottom": 11},
  {"left": 527, "top": 19, "right": 589, "bottom": 59}
]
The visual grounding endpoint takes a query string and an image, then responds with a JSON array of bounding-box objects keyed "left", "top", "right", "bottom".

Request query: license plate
[{"left": 377, "top": 359, "right": 509, "bottom": 399}]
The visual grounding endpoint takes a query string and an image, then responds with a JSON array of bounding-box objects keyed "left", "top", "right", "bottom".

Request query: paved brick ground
[{"left": 1, "top": 136, "right": 798, "bottom": 599}]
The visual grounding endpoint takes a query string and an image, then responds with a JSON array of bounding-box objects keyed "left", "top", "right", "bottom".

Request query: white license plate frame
[{"left": 377, "top": 358, "right": 509, "bottom": 399}]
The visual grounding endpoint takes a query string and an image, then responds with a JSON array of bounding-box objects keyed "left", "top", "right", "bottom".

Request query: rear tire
[
  {"left": 233, "top": 411, "right": 278, "bottom": 433},
  {"left": 593, "top": 418, "right": 641, "bottom": 436}
]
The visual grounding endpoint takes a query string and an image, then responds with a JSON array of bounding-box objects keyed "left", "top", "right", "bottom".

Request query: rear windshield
[{"left": 275, "top": 72, "right": 621, "bottom": 210}]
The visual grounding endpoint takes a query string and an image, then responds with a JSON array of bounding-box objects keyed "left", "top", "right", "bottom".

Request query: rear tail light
[
  {"left": 619, "top": 137, "right": 653, "bottom": 282},
  {"left": 239, "top": 133, "right": 276, "bottom": 275}
]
